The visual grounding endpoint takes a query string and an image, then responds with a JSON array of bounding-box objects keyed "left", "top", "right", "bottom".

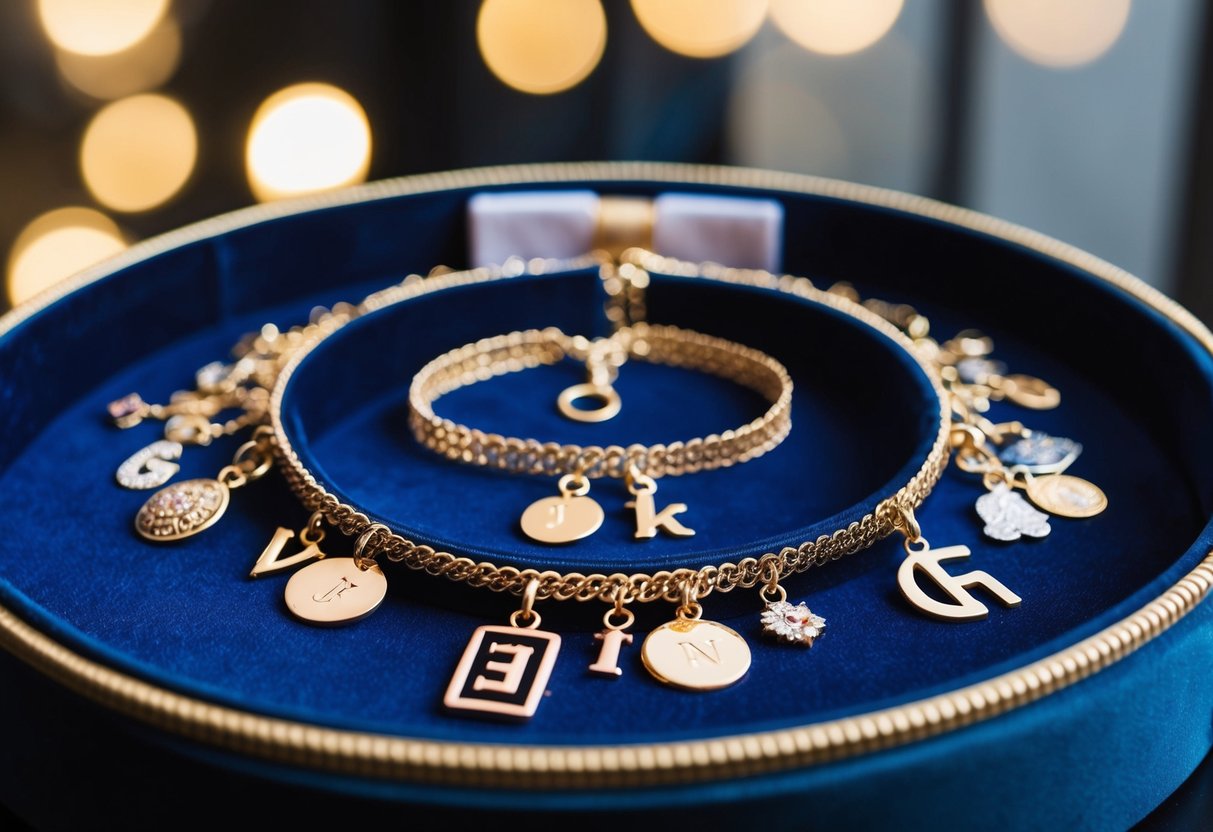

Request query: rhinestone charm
[
  {"left": 760, "top": 600, "right": 826, "bottom": 646},
  {"left": 115, "top": 439, "right": 183, "bottom": 490},
  {"left": 135, "top": 478, "right": 230, "bottom": 541}
]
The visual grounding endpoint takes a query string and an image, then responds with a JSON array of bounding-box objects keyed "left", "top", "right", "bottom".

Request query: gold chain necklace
[{"left": 108, "top": 250, "right": 1103, "bottom": 718}]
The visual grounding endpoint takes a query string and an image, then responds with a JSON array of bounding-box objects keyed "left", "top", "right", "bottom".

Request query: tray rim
[{"left": 1, "top": 160, "right": 1211, "bottom": 789}]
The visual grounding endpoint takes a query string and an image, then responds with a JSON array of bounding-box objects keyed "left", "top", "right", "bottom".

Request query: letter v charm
[{"left": 249, "top": 513, "right": 328, "bottom": 577}]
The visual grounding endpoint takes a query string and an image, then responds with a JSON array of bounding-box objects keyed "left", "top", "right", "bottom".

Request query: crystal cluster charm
[
  {"left": 975, "top": 483, "right": 1051, "bottom": 541},
  {"left": 760, "top": 600, "right": 826, "bottom": 646}
]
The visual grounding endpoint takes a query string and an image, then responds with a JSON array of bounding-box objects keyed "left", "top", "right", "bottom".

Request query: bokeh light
[
  {"left": 631, "top": 0, "right": 767, "bottom": 59},
  {"left": 476, "top": 0, "right": 607, "bottom": 94},
  {"left": 54, "top": 13, "right": 182, "bottom": 100},
  {"left": 37, "top": 0, "right": 169, "bottom": 57},
  {"left": 245, "top": 83, "right": 373, "bottom": 202},
  {"left": 768, "top": 0, "right": 903, "bottom": 56},
  {"left": 7, "top": 208, "right": 126, "bottom": 306},
  {"left": 80, "top": 94, "right": 197, "bottom": 213},
  {"left": 984, "top": 0, "right": 1131, "bottom": 68}
]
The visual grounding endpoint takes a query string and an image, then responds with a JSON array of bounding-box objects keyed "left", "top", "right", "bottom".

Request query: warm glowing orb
[
  {"left": 81, "top": 94, "right": 197, "bottom": 213},
  {"left": 984, "top": 0, "right": 1131, "bottom": 67},
  {"left": 8, "top": 208, "right": 126, "bottom": 305},
  {"left": 631, "top": 0, "right": 767, "bottom": 58},
  {"left": 769, "top": 0, "right": 903, "bottom": 56},
  {"left": 245, "top": 83, "right": 373, "bottom": 202},
  {"left": 37, "top": 0, "right": 169, "bottom": 56},
  {"left": 55, "top": 13, "right": 182, "bottom": 100},
  {"left": 477, "top": 0, "right": 607, "bottom": 94}
]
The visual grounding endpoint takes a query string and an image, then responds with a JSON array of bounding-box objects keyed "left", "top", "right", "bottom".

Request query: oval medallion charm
[
  {"left": 641, "top": 618, "right": 751, "bottom": 691},
  {"left": 520, "top": 495, "right": 604, "bottom": 544},
  {"left": 135, "top": 478, "right": 229, "bottom": 541},
  {"left": 1025, "top": 474, "right": 1108, "bottom": 519},
  {"left": 284, "top": 558, "right": 387, "bottom": 625}
]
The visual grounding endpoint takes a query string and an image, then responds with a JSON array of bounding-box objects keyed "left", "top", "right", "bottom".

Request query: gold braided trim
[{"left": 270, "top": 255, "right": 952, "bottom": 605}]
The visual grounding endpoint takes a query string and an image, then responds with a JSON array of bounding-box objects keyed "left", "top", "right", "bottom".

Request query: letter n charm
[{"left": 444, "top": 625, "right": 561, "bottom": 719}]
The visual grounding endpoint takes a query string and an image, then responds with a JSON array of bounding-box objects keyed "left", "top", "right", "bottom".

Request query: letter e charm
[{"left": 445, "top": 625, "right": 561, "bottom": 718}]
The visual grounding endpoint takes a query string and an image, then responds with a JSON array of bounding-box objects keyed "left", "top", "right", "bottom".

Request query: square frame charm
[{"left": 443, "top": 625, "right": 561, "bottom": 719}]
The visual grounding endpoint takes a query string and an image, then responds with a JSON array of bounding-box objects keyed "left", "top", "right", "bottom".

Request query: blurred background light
[
  {"left": 7, "top": 207, "right": 126, "bottom": 306},
  {"left": 476, "top": 0, "right": 607, "bottom": 94},
  {"left": 37, "top": 0, "right": 169, "bottom": 57},
  {"left": 768, "top": 0, "right": 903, "bottom": 56},
  {"left": 54, "top": 12, "right": 182, "bottom": 100},
  {"left": 630, "top": 0, "right": 767, "bottom": 58},
  {"left": 80, "top": 93, "right": 197, "bottom": 212},
  {"left": 984, "top": 0, "right": 1132, "bottom": 68},
  {"left": 245, "top": 83, "right": 372, "bottom": 202}
]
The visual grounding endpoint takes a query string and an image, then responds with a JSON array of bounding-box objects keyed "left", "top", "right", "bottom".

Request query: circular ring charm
[
  {"left": 1025, "top": 474, "right": 1108, "bottom": 518},
  {"left": 556, "top": 382, "right": 622, "bottom": 423},
  {"left": 641, "top": 618, "right": 751, "bottom": 691},
  {"left": 520, "top": 495, "right": 604, "bottom": 544},
  {"left": 284, "top": 558, "right": 387, "bottom": 625},
  {"left": 135, "top": 478, "right": 230, "bottom": 541}
]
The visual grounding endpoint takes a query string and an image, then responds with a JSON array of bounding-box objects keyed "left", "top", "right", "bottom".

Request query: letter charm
[
  {"left": 116, "top": 440, "right": 183, "bottom": 490},
  {"left": 625, "top": 468, "right": 695, "bottom": 539},
  {"left": 282, "top": 558, "right": 387, "bottom": 625},
  {"left": 445, "top": 625, "right": 561, "bottom": 718},
  {"left": 588, "top": 628, "right": 633, "bottom": 677},
  {"left": 641, "top": 617, "right": 750, "bottom": 691},
  {"left": 898, "top": 544, "right": 1021, "bottom": 621},
  {"left": 249, "top": 525, "right": 327, "bottom": 577}
]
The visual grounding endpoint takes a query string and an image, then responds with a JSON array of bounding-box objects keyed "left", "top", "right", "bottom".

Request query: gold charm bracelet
[{"left": 407, "top": 322, "right": 794, "bottom": 544}]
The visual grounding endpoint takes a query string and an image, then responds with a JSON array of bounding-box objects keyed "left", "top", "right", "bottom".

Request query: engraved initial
[
  {"left": 473, "top": 642, "right": 535, "bottom": 695},
  {"left": 546, "top": 501, "right": 567, "bottom": 529},
  {"left": 588, "top": 629, "right": 633, "bottom": 677},
  {"left": 313, "top": 577, "right": 357, "bottom": 603},
  {"left": 678, "top": 638, "right": 721, "bottom": 667},
  {"left": 626, "top": 492, "right": 695, "bottom": 539},
  {"left": 898, "top": 545, "right": 1021, "bottom": 621}
]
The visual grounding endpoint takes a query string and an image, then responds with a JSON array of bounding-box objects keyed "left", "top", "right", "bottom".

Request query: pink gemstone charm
[{"left": 760, "top": 600, "right": 826, "bottom": 646}]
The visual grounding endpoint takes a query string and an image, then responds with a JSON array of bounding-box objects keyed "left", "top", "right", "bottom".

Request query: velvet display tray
[{"left": 2, "top": 164, "right": 1212, "bottom": 830}]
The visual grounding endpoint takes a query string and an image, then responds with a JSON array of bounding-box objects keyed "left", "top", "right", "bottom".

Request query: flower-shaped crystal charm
[{"left": 761, "top": 600, "right": 826, "bottom": 646}]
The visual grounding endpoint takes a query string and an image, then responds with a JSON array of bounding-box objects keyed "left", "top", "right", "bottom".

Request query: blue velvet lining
[
  {"left": 281, "top": 274, "right": 941, "bottom": 571},
  {"left": 0, "top": 178, "right": 1211, "bottom": 809}
]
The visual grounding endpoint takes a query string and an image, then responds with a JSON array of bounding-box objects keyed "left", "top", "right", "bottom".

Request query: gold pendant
[
  {"left": 898, "top": 543, "right": 1021, "bottom": 621},
  {"left": 588, "top": 604, "right": 634, "bottom": 678},
  {"left": 1000, "top": 374, "right": 1061, "bottom": 409},
  {"left": 626, "top": 467, "right": 694, "bottom": 540},
  {"left": 641, "top": 613, "right": 750, "bottom": 691},
  {"left": 444, "top": 581, "right": 560, "bottom": 718},
  {"left": 249, "top": 521, "right": 327, "bottom": 578},
  {"left": 116, "top": 439, "right": 183, "bottom": 490},
  {"left": 520, "top": 474, "right": 604, "bottom": 544},
  {"left": 1024, "top": 474, "right": 1108, "bottom": 519},
  {"left": 283, "top": 558, "right": 387, "bottom": 625},
  {"left": 135, "top": 478, "right": 229, "bottom": 541}
]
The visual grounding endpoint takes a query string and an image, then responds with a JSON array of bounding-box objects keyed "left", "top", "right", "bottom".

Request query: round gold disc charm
[
  {"left": 135, "top": 478, "right": 230, "bottom": 542},
  {"left": 520, "top": 496, "right": 604, "bottom": 544},
  {"left": 284, "top": 558, "right": 387, "bottom": 625},
  {"left": 641, "top": 618, "right": 752, "bottom": 691},
  {"left": 1025, "top": 474, "right": 1108, "bottom": 519}
]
